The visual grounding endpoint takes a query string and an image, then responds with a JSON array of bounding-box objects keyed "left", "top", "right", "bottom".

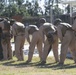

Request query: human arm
[
  {"left": 56, "top": 25, "right": 63, "bottom": 42},
  {"left": 25, "top": 28, "right": 31, "bottom": 44}
]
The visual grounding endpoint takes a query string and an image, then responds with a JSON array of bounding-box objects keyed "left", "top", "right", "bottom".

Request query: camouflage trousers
[{"left": 1, "top": 37, "right": 12, "bottom": 60}]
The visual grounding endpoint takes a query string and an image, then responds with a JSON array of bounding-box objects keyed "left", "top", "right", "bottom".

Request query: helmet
[
  {"left": 54, "top": 18, "right": 62, "bottom": 25},
  {"left": 10, "top": 19, "right": 16, "bottom": 25},
  {"left": 39, "top": 18, "right": 46, "bottom": 23}
]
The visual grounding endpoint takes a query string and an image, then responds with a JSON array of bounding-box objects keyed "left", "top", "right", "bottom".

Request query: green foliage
[
  {"left": 15, "top": 0, "right": 24, "bottom": 5},
  {"left": 25, "top": 0, "right": 43, "bottom": 16},
  {"left": 0, "top": 0, "right": 64, "bottom": 17},
  {"left": 53, "top": 5, "right": 63, "bottom": 15},
  {"left": 44, "top": 0, "right": 64, "bottom": 16}
]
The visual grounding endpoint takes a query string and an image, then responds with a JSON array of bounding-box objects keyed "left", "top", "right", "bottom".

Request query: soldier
[
  {"left": 54, "top": 19, "right": 71, "bottom": 41},
  {"left": 25, "top": 25, "right": 43, "bottom": 63},
  {"left": 10, "top": 19, "right": 25, "bottom": 61},
  {"left": 54, "top": 18, "right": 76, "bottom": 65},
  {"left": 38, "top": 18, "right": 46, "bottom": 28},
  {"left": 39, "top": 22, "right": 59, "bottom": 64},
  {"left": 0, "top": 18, "right": 13, "bottom": 60}
]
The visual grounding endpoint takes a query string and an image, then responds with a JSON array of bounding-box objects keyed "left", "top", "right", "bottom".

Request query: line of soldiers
[{"left": 0, "top": 17, "right": 76, "bottom": 66}]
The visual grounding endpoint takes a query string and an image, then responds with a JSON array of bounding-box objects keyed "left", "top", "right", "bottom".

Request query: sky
[
  {"left": 29, "top": 0, "right": 44, "bottom": 8},
  {"left": 26, "top": 0, "right": 76, "bottom": 13},
  {"left": 28, "top": 0, "right": 66, "bottom": 9},
  {"left": 27, "top": 0, "right": 45, "bottom": 11}
]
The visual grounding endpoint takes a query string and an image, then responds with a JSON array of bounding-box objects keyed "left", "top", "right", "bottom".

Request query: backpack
[
  {"left": 28, "top": 25, "right": 38, "bottom": 34},
  {"left": 43, "top": 24, "right": 56, "bottom": 35},
  {"left": 15, "top": 22, "right": 25, "bottom": 33},
  {"left": 60, "top": 23, "right": 72, "bottom": 37},
  {"left": 3, "top": 20, "right": 10, "bottom": 31}
]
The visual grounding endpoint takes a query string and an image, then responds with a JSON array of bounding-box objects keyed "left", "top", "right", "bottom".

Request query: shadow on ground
[{"left": 1, "top": 59, "right": 76, "bottom": 70}]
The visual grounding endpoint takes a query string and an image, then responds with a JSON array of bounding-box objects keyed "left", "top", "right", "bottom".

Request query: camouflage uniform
[
  {"left": 55, "top": 18, "right": 76, "bottom": 65},
  {"left": 25, "top": 25, "right": 43, "bottom": 63},
  {"left": 12, "top": 21, "right": 25, "bottom": 61},
  {"left": 0, "top": 19, "right": 12, "bottom": 60},
  {"left": 39, "top": 23, "right": 59, "bottom": 64}
]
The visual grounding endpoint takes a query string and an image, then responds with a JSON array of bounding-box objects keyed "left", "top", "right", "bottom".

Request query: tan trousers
[
  {"left": 60, "top": 30, "right": 76, "bottom": 64},
  {"left": 2, "top": 38, "right": 12, "bottom": 60},
  {"left": 28, "top": 31, "right": 43, "bottom": 62},
  {"left": 42, "top": 34, "right": 59, "bottom": 62},
  {"left": 15, "top": 34, "right": 25, "bottom": 61}
]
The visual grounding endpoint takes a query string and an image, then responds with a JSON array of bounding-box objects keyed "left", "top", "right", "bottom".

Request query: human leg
[
  {"left": 52, "top": 35, "right": 59, "bottom": 62},
  {"left": 59, "top": 31, "right": 72, "bottom": 65}
]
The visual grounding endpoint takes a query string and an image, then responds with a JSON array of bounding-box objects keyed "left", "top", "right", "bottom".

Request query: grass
[{"left": 0, "top": 56, "right": 76, "bottom": 75}]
